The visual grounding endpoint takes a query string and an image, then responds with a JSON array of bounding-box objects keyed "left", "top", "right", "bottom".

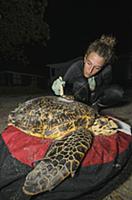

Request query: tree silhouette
[{"left": 0, "top": 0, "right": 49, "bottom": 65}]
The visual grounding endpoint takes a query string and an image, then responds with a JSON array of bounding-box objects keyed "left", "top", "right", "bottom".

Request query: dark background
[
  {"left": 44, "top": 0, "right": 132, "bottom": 63},
  {"left": 0, "top": 0, "right": 132, "bottom": 89},
  {"left": 0, "top": 0, "right": 132, "bottom": 67}
]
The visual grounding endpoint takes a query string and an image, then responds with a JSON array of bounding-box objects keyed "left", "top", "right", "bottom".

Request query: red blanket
[{"left": 2, "top": 125, "right": 132, "bottom": 167}]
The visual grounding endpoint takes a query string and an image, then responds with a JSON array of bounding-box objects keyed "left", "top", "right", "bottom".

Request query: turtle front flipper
[{"left": 22, "top": 128, "right": 93, "bottom": 196}]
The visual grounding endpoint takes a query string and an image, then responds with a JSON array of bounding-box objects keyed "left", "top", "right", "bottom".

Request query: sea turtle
[{"left": 8, "top": 95, "right": 118, "bottom": 196}]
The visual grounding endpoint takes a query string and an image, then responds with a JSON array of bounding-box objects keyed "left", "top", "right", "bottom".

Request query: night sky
[
  {"left": 0, "top": 1, "right": 131, "bottom": 90},
  {"left": 1, "top": 0, "right": 132, "bottom": 76},
  {"left": 44, "top": 0, "right": 132, "bottom": 63}
]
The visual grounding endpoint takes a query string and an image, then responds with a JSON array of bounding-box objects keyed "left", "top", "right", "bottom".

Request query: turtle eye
[{"left": 100, "top": 120, "right": 106, "bottom": 126}]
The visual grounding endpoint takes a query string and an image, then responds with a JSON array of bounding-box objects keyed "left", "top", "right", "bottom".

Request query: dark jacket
[{"left": 63, "top": 59, "right": 112, "bottom": 105}]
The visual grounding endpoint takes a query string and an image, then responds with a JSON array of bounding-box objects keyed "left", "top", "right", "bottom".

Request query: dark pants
[{"left": 91, "top": 85, "right": 124, "bottom": 108}]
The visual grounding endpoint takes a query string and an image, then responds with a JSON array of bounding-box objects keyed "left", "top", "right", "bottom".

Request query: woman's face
[{"left": 83, "top": 52, "right": 105, "bottom": 78}]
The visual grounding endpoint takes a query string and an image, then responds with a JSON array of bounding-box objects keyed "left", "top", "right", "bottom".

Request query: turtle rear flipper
[{"left": 23, "top": 129, "right": 93, "bottom": 196}]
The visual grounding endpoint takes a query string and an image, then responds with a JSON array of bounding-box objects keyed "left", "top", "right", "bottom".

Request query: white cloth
[{"left": 109, "top": 116, "right": 132, "bottom": 136}]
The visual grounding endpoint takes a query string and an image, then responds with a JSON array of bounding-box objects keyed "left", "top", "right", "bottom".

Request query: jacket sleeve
[
  {"left": 91, "top": 64, "right": 113, "bottom": 103},
  {"left": 101, "top": 64, "right": 112, "bottom": 86},
  {"left": 63, "top": 63, "right": 79, "bottom": 83},
  {"left": 63, "top": 61, "right": 91, "bottom": 104},
  {"left": 63, "top": 60, "right": 83, "bottom": 95}
]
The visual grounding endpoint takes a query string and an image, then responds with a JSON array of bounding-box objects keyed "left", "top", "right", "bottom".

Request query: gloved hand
[
  {"left": 88, "top": 76, "right": 96, "bottom": 91},
  {"left": 51, "top": 76, "right": 65, "bottom": 96}
]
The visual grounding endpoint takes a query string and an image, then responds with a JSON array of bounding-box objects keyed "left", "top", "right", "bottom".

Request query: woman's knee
[
  {"left": 100, "top": 85, "right": 124, "bottom": 106},
  {"left": 106, "top": 85, "right": 124, "bottom": 99}
]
